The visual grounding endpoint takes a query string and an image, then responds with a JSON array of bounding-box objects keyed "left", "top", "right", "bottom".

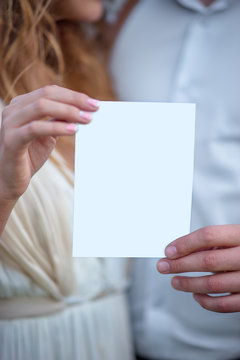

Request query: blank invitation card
[{"left": 73, "top": 101, "right": 195, "bottom": 257}]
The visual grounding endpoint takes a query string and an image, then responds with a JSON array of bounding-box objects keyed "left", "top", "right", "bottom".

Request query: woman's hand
[
  {"left": 0, "top": 85, "right": 99, "bottom": 201},
  {"left": 157, "top": 225, "right": 240, "bottom": 313}
]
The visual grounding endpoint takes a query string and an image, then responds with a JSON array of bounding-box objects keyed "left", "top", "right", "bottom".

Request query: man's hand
[{"left": 157, "top": 225, "right": 240, "bottom": 313}]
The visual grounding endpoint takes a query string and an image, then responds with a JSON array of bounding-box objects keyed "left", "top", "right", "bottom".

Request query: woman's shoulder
[
  {"left": 0, "top": 99, "right": 5, "bottom": 127},
  {"left": 105, "top": 0, "right": 129, "bottom": 23}
]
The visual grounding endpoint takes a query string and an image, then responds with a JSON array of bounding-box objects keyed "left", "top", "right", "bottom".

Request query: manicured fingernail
[
  {"left": 157, "top": 261, "right": 170, "bottom": 273},
  {"left": 87, "top": 98, "right": 100, "bottom": 108},
  {"left": 172, "top": 277, "right": 180, "bottom": 289},
  {"left": 66, "top": 123, "right": 78, "bottom": 133},
  {"left": 79, "top": 111, "right": 92, "bottom": 121},
  {"left": 165, "top": 246, "right": 177, "bottom": 259}
]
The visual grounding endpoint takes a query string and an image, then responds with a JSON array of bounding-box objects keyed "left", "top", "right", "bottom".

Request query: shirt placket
[{"left": 168, "top": 14, "right": 210, "bottom": 103}]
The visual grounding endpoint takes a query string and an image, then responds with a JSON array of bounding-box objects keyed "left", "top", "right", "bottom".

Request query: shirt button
[{"left": 178, "top": 77, "right": 190, "bottom": 90}]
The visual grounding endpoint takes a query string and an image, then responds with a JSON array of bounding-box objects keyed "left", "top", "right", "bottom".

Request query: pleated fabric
[
  {"left": 0, "top": 102, "right": 133, "bottom": 359},
  {"left": 0, "top": 293, "right": 133, "bottom": 360}
]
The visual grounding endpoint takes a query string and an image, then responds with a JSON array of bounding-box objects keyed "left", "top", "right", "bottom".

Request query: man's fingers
[
  {"left": 164, "top": 225, "right": 240, "bottom": 259},
  {"left": 157, "top": 246, "right": 240, "bottom": 274},
  {"left": 171, "top": 271, "right": 240, "bottom": 294},
  {"left": 193, "top": 293, "right": 240, "bottom": 313}
]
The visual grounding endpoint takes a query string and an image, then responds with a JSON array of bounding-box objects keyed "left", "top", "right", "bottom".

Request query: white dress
[{"left": 0, "top": 101, "right": 133, "bottom": 360}]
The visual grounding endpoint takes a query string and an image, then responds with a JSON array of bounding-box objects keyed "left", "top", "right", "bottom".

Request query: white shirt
[{"left": 110, "top": 0, "right": 240, "bottom": 359}]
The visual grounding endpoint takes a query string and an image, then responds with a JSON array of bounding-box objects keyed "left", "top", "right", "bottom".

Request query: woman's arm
[
  {"left": 0, "top": 85, "right": 99, "bottom": 236},
  {"left": 0, "top": 198, "right": 17, "bottom": 235}
]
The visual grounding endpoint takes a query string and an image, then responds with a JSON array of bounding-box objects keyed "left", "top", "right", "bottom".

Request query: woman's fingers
[
  {"left": 9, "top": 85, "right": 100, "bottom": 111},
  {"left": 157, "top": 246, "right": 240, "bottom": 274},
  {"left": 164, "top": 225, "right": 240, "bottom": 260},
  {"left": 193, "top": 293, "right": 240, "bottom": 313},
  {"left": 4, "top": 98, "right": 93, "bottom": 128},
  {"left": 0, "top": 87, "right": 99, "bottom": 202},
  {"left": 3, "top": 85, "right": 100, "bottom": 128},
  {"left": 14, "top": 120, "right": 79, "bottom": 147},
  {"left": 171, "top": 271, "right": 240, "bottom": 294}
]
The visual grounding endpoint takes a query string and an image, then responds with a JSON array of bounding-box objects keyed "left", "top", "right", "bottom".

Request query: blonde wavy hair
[{"left": 0, "top": 0, "right": 114, "bottom": 103}]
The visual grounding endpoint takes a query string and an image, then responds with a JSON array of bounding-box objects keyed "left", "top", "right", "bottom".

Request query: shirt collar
[{"left": 176, "top": 0, "right": 232, "bottom": 14}]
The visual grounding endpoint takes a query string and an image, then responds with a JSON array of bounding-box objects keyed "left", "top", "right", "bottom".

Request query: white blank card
[{"left": 73, "top": 101, "right": 195, "bottom": 257}]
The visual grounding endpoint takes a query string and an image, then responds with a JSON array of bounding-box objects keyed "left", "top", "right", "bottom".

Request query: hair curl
[{"left": 0, "top": 0, "right": 114, "bottom": 103}]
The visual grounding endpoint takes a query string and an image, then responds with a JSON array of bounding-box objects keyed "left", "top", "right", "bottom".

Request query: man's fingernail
[
  {"left": 165, "top": 245, "right": 177, "bottom": 259},
  {"left": 157, "top": 261, "right": 170, "bottom": 273},
  {"left": 193, "top": 294, "right": 200, "bottom": 302},
  {"left": 87, "top": 98, "right": 100, "bottom": 108},
  {"left": 172, "top": 277, "right": 180, "bottom": 289}
]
